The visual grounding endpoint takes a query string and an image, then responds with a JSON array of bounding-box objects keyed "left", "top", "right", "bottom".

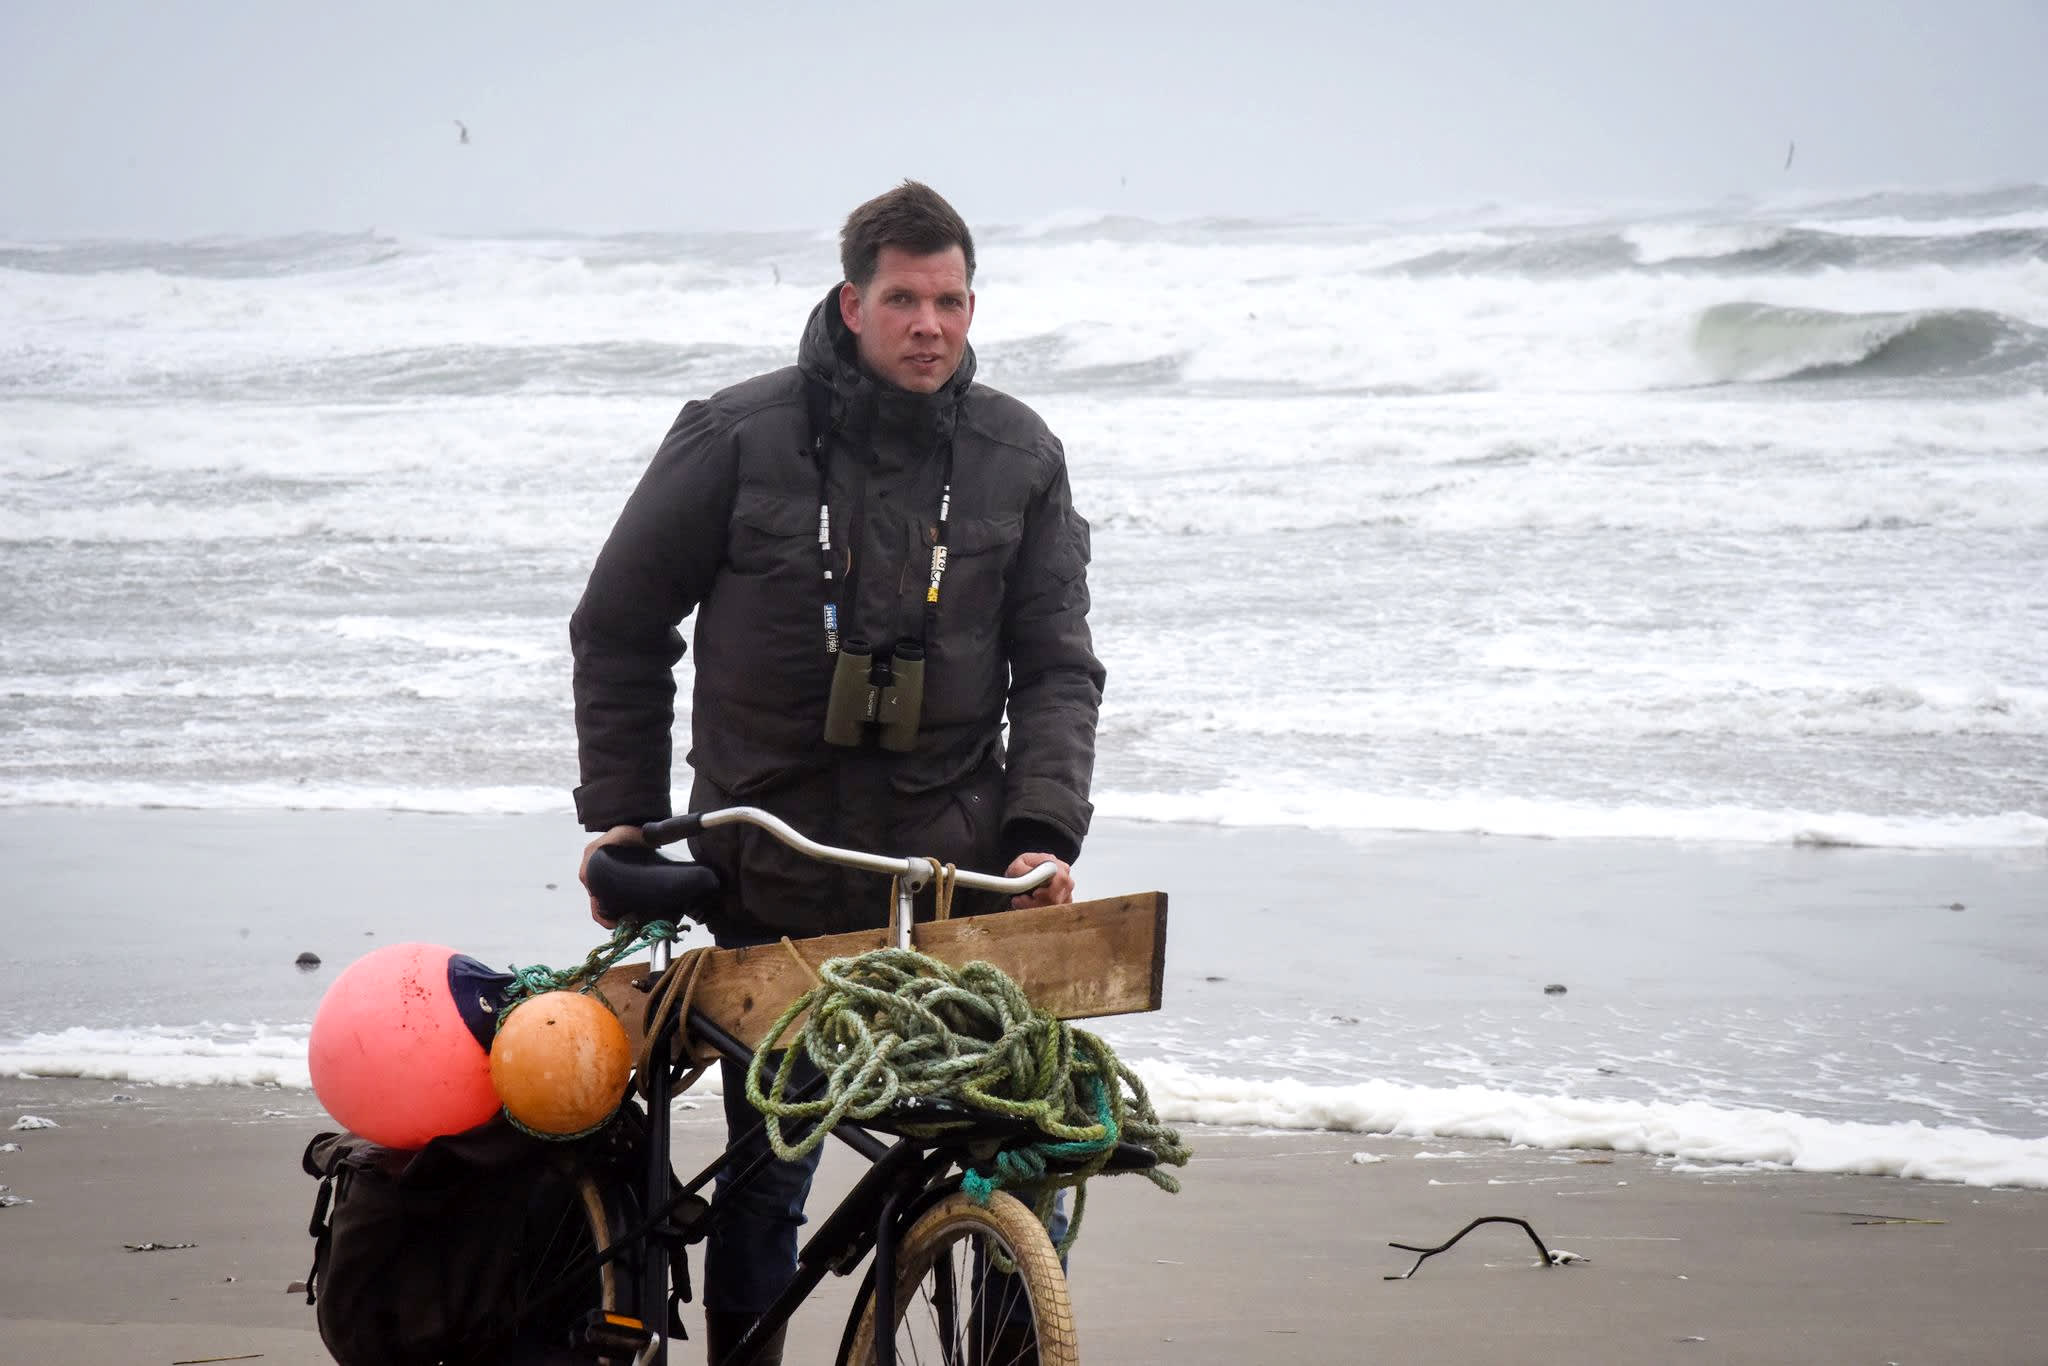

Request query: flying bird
[
  {"left": 455, "top": 120, "right": 471, "bottom": 146},
  {"left": 1783, "top": 139, "right": 1795, "bottom": 171}
]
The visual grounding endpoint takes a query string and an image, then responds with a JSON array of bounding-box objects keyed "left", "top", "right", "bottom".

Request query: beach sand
[
  {"left": 1, "top": 807, "right": 2044, "bottom": 1362},
  {"left": 1, "top": 1077, "right": 2043, "bottom": 1365}
]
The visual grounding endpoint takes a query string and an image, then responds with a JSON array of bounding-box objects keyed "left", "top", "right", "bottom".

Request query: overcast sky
[{"left": 3, "top": 1, "right": 2044, "bottom": 238}]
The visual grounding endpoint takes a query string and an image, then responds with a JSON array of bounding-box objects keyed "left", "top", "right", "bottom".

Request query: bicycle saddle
[{"left": 586, "top": 845, "right": 722, "bottom": 926}]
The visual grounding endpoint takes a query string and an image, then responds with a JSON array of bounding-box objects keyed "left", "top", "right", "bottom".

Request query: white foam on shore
[
  {"left": 3, "top": 781, "right": 2041, "bottom": 853},
  {"left": 1094, "top": 786, "right": 2048, "bottom": 851},
  {"left": 7, "top": 1027, "right": 2044, "bottom": 1190},
  {"left": 0, "top": 780, "right": 572, "bottom": 815},
  {"left": 0, "top": 1026, "right": 313, "bottom": 1090},
  {"left": 1136, "top": 1060, "right": 2048, "bottom": 1190}
]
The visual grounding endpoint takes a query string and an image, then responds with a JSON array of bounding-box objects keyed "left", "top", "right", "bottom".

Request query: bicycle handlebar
[{"left": 642, "top": 806, "right": 1059, "bottom": 897}]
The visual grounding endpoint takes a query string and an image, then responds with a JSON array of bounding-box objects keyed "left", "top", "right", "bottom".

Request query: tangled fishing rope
[
  {"left": 745, "top": 947, "right": 1190, "bottom": 1254},
  {"left": 503, "top": 918, "right": 679, "bottom": 1013}
]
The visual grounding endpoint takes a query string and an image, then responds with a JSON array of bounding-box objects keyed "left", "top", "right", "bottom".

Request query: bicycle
[{"left": 512, "top": 805, "right": 1166, "bottom": 1366}]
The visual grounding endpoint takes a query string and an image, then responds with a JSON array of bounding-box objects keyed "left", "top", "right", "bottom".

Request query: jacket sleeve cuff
[
  {"left": 573, "top": 780, "right": 671, "bottom": 834},
  {"left": 999, "top": 818, "right": 1081, "bottom": 868}
]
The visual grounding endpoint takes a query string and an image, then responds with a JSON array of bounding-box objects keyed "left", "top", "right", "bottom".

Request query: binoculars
[{"left": 823, "top": 639, "right": 924, "bottom": 752}]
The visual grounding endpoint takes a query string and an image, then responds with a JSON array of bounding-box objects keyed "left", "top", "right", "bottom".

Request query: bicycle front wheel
[{"left": 842, "top": 1191, "right": 1078, "bottom": 1366}]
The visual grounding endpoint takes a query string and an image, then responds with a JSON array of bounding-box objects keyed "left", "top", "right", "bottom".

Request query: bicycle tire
[
  {"left": 485, "top": 1155, "right": 644, "bottom": 1365},
  {"left": 841, "top": 1191, "right": 1078, "bottom": 1366}
]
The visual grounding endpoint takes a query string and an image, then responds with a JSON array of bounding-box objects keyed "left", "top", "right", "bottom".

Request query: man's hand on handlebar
[
  {"left": 580, "top": 809, "right": 1072, "bottom": 923},
  {"left": 580, "top": 824, "right": 647, "bottom": 926},
  {"left": 1003, "top": 852, "right": 1073, "bottom": 909}
]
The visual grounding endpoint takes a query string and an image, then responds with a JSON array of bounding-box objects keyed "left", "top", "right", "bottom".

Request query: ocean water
[{"left": 2, "top": 188, "right": 2044, "bottom": 1185}]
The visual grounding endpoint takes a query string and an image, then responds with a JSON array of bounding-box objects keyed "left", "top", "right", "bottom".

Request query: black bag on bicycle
[{"left": 302, "top": 1113, "right": 642, "bottom": 1366}]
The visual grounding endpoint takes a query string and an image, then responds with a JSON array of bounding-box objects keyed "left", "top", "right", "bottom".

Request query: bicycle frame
[
  {"left": 604, "top": 807, "right": 1060, "bottom": 1366},
  {"left": 620, "top": 977, "right": 1013, "bottom": 1366}
]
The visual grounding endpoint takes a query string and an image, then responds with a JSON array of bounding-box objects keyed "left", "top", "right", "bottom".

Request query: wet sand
[{"left": 1, "top": 1077, "right": 2042, "bottom": 1365}]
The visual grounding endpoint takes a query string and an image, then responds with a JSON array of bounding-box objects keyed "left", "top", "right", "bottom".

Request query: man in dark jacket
[{"left": 570, "top": 181, "right": 1103, "bottom": 1362}]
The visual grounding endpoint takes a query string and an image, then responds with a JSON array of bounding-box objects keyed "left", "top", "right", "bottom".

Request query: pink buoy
[{"left": 309, "top": 942, "right": 505, "bottom": 1150}]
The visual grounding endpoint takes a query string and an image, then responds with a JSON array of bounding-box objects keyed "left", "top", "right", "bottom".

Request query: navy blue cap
[{"left": 446, "top": 953, "right": 516, "bottom": 1052}]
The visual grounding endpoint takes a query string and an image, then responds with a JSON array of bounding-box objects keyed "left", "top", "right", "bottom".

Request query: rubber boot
[{"left": 704, "top": 1309, "right": 787, "bottom": 1366}]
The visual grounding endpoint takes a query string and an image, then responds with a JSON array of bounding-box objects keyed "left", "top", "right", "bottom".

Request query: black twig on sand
[{"left": 1385, "top": 1215, "right": 1556, "bottom": 1280}]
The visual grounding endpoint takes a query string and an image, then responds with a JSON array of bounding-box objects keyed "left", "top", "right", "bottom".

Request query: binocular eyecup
[
  {"left": 876, "top": 643, "right": 923, "bottom": 752},
  {"left": 823, "top": 639, "right": 924, "bottom": 752}
]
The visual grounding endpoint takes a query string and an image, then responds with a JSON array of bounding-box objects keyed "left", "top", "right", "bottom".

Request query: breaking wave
[
  {"left": 1382, "top": 224, "right": 2048, "bottom": 277},
  {"left": 1794, "top": 182, "right": 2048, "bottom": 223},
  {"left": 1693, "top": 302, "right": 2048, "bottom": 384},
  {"left": 0, "top": 340, "right": 787, "bottom": 402},
  {"left": 0, "top": 231, "right": 411, "bottom": 279}
]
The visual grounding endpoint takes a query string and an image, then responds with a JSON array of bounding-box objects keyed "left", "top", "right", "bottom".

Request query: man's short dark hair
[{"left": 840, "top": 181, "right": 976, "bottom": 287}]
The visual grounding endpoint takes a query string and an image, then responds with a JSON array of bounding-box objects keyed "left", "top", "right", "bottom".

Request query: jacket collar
[{"left": 798, "top": 287, "right": 975, "bottom": 454}]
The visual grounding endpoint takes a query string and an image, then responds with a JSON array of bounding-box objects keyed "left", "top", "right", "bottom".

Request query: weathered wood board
[{"left": 596, "top": 891, "right": 1167, "bottom": 1063}]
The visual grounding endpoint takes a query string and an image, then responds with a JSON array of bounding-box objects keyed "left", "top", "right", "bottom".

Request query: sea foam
[
  {"left": 7, "top": 1028, "right": 2042, "bottom": 1190},
  {"left": 1136, "top": 1061, "right": 2048, "bottom": 1190}
]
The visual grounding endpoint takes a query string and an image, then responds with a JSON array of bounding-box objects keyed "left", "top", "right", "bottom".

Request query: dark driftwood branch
[{"left": 1385, "top": 1215, "right": 1557, "bottom": 1280}]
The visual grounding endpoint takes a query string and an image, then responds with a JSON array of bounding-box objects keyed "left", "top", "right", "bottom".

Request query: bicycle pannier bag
[{"left": 301, "top": 1116, "right": 620, "bottom": 1366}]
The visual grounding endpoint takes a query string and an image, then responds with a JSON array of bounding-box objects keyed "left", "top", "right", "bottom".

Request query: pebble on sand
[
  {"left": 1543, "top": 983, "right": 1568, "bottom": 995},
  {"left": 295, "top": 951, "right": 322, "bottom": 970}
]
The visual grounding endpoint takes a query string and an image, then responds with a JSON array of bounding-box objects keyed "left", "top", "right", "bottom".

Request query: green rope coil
[{"left": 744, "top": 947, "right": 1191, "bottom": 1254}]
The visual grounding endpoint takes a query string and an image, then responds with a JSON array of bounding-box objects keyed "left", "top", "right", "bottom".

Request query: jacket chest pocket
[
  {"left": 726, "top": 490, "right": 818, "bottom": 582},
  {"left": 934, "top": 514, "right": 1021, "bottom": 641}
]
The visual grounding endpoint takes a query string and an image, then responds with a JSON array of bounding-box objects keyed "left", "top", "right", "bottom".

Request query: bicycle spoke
[
  {"left": 488, "top": 1165, "right": 635, "bottom": 1363},
  {"left": 965, "top": 1242, "right": 991, "bottom": 1366},
  {"left": 521, "top": 1200, "right": 579, "bottom": 1303},
  {"left": 521, "top": 1190, "right": 594, "bottom": 1318},
  {"left": 929, "top": 1252, "right": 958, "bottom": 1366},
  {"left": 886, "top": 1227, "right": 1038, "bottom": 1366},
  {"left": 858, "top": 1193, "right": 1070, "bottom": 1366}
]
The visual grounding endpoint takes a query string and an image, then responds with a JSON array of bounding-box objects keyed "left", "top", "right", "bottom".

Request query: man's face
[{"left": 838, "top": 245, "right": 975, "bottom": 395}]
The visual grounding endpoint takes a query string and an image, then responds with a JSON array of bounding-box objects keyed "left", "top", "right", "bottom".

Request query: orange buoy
[
  {"left": 308, "top": 942, "right": 504, "bottom": 1150},
  {"left": 489, "top": 990, "right": 633, "bottom": 1137}
]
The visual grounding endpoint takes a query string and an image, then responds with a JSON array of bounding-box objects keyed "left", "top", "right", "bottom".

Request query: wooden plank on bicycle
[{"left": 595, "top": 891, "right": 1167, "bottom": 1061}]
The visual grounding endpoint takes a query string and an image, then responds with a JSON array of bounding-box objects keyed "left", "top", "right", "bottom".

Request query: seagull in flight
[{"left": 455, "top": 120, "right": 471, "bottom": 146}]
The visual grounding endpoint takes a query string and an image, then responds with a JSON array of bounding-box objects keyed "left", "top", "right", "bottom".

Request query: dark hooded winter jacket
[{"left": 570, "top": 291, "right": 1104, "bottom": 938}]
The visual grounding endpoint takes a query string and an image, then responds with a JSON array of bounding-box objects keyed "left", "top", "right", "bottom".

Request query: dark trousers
[
  {"left": 702, "top": 1051, "right": 823, "bottom": 1314},
  {"left": 702, "top": 922, "right": 823, "bottom": 1315}
]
